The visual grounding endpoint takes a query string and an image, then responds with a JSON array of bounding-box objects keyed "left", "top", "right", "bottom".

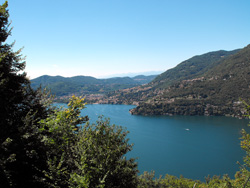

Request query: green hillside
[
  {"left": 31, "top": 74, "right": 157, "bottom": 100},
  {"left": 130, "top": 45, "right": 250, "bottom": 117},
  {"left": 104, "top": 49, "right": 239, "bottom": 104},
  {"left": 133, "top": 75, "right": 158, "bottom": 84},
  {"left": 102, "top": 45, "right": 249, "bottom": 117},
  {"left": 152, "top": 49, "right": 239, "bottom": 88}
]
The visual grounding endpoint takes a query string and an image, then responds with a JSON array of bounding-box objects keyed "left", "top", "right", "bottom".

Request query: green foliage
[
  {"left": 38, "top": 96, "right": 88, "bottom": 187},
  {"left": 152, "top": 49, "right": 239, "bottom": 89},
  {"left": 137, "top": 171, "right": 235, "bottom": 188},
  {"left": 71, "top": 117, "right": 138, "bottom": 188},
  {"left": 129, "top": 45, "right": 250, "bottom": 117},
  {"left": 39, "top": 96, "right": 138, "bottom": 188},
  {"left": 0, "top": 3, "right": 138, "bottom": 187},
  {"left": 237, "top": 101, "right": 250, "bottom": 187},
  {"left": 135, "top": 101, "right": 250, "bottom": 188},
  {"left": 30, "top": 75, "right": 157, "bottom": 100},
  {"left": 0, "top": 2, "right": 51, "bottom": 187},
  {"left": 3, "top": 1, "right": 250, "bottom": 187}
]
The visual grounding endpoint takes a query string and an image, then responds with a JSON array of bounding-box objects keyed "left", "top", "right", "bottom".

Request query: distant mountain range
[
  {"left": 30, "top": 74, "right": 157, "bottom": 100},
  {"left": 100, "top": 71, "right": 164, "bottom": 78},
  {"left": 103, "top": 45, "right": 250, "bottom": 118},
  {"left": 31, "top": 44, "right": 250, "bottom": 118}
]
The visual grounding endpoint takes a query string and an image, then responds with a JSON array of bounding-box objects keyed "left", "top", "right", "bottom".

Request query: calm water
[{"left": 56, "top": 103, "right": 250, "bottom": 181}]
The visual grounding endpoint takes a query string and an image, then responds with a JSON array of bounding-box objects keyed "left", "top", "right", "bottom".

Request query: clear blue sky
[{"left": 4, "top": 0, "right": 250, "bottom": 79}]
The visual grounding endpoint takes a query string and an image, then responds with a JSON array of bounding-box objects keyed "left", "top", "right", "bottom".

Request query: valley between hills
[{"left": 31, "top": 44, "right": 250, "bottom": 118}]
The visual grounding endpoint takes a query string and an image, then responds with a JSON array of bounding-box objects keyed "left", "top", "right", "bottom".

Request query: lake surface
[{"left": 56, "top": 103, "right": 250, "bottom": 181}]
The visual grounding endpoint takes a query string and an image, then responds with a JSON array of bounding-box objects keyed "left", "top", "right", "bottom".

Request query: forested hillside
[
  {"left": 104, "top": 46, "right": 250, "bottom": 118},
  {"left": 130, "top": 45, "right": 250, "bottom": 117},
  {"left": 31, "top": 74, "right": 157, "bottom": 102},
  {"left": 3, "top": 1, "right": 250, "bottom": 187},
  {"left": 152, "top": 49, "right": 239, "bottom": 88}
]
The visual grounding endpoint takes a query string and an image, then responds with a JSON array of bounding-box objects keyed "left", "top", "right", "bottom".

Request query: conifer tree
[
  {"left": 0, "top": 2, "right": 50, "bottom": 187},
  {"left": 0, "top": 3, "right": 138, "bottom": 187}
]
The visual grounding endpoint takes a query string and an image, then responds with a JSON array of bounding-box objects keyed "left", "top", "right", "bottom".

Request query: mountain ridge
[
  {"left": 31, "top": 45, "right": 250, "bottom": 118},
  {"left": 101, "top": 45, "right": 249, "bottom": 118},
  {"left": 30, "top": 74, "right": 158, "bottom": 101},
  {"left": 151, "top": 49, "right": 240, "bottom": 88},
  {"left": 129, "top": 45, "right": 250, "bottom": 117}
]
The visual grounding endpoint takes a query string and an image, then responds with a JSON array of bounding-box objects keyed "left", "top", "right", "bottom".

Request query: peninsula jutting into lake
[
  {"left": 55, "top": 103, "right": 250, "bottom": 181},
  {"left": 32, "top": 45, "right": 250, "bottom": 119},
  {"left": 2, "top": 0, "right": 250, "bottom": 187}
]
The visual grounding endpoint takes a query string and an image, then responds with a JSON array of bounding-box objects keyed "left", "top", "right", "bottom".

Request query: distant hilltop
[
  {"left": 31, "top": 44, "right": 250, "bottom": 118},
  {"left": 99, "top": 71, "right": 164, "bottom": 78},
  {"left": 30, "top": 74, "right": 158, "bottom": 102}
]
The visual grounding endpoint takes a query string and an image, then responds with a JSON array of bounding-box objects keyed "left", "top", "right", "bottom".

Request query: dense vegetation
[
  {"left": 130, "top": 45, "right": 250, "bottom": 117},
  {"left": 0, "top": 3, "right": 138, "bottom": 187},
  {"left": 152, "top": 49, "right": 239, "bottom": 89},
  {"left": 31, "top": 74, "right": 157, "bottom": 100},
  {"left": 2, "top": 1, "right": 250, "bottom": 187},
  {"left": 105, "top": 45, "right": 249, "bottom": 117}
]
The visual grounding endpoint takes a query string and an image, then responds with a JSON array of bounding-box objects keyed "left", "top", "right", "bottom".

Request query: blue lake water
[{"left": 56, "top": 103, "right": 250, "bottom": 181}]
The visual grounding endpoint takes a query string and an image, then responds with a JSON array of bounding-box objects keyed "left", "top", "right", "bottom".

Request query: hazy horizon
[
  {"left": 30, "top": 70, "right": 164, "bottom": 80},
  {"left": 6, "top": 0, "right": 250, "bottom": 79}
]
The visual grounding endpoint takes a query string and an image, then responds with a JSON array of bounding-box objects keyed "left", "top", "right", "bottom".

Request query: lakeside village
[{"left": 54, "top": 85, "right": 153, "bottom": 105}]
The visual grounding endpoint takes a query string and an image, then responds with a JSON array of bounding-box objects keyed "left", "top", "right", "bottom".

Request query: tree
[
  {"left": 71, "top": 116, "right": 138, "bottom": 188},
  {"left": 38, "top": 96, "right": 89, "bottom": 187},
  {"left": 39, "top": 96, "right": 138, "bottom": 188},
  {"left": 235, "top": 101, "right": 250, "bottom": 187},
  {"left": 0, "top": 2, "right": 51, "bottom": 187},
  {"left": 0, "top": 3, "right": 138, "bottom": 187}
]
